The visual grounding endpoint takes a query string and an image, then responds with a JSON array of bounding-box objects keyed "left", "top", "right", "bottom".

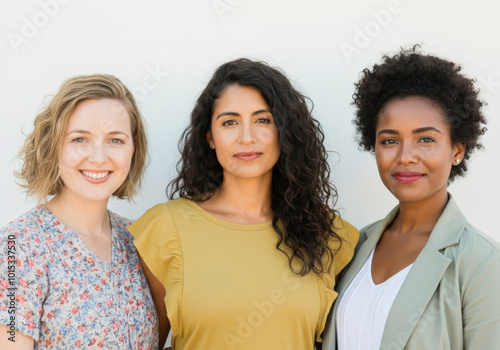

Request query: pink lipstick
[
  {"left": 234, "top": 152, "right": 261, "bottom": 161},
  {"left": 79, "top": 170, "right": 112, "bottom": 184},
  {"left": 393, "top": 172, "right": 424, "bottom": 183}
]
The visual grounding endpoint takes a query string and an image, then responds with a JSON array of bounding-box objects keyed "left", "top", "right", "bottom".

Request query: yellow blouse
[{"left": 129, "top": 198, "right": 358, "bottom": 350}]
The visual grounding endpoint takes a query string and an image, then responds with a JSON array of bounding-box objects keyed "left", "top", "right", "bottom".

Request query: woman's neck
[
  {"left": 45, "top": 190, "right": 111, "bottom": 239},
  {"left": 200, "top": 175, "right": 273, "bottom": 224},
  {"left": 392, "top": 190, "right": 449, "bottom": 236}
]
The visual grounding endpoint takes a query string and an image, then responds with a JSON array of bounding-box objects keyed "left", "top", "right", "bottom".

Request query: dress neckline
[
  {"left": 367, "top": 249, "right": 413, "bottom": 287},
  {"left": 182, "top": 197, "right": 274, "bottom": 231},
  {"left": 39, "top": 205, "right": 116, "bottom": 266}
]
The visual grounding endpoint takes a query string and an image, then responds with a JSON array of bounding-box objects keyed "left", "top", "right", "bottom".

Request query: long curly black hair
[
  {"left": 168, "top": 58, "right": 341, "bottom": 276},
  {"left": 353, "top": 45, "right": 487, "bottom": 182}
]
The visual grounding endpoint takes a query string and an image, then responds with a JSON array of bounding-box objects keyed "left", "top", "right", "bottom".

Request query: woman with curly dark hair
[
  {"left": 129, "top": 58, "right": 359, "bottom": 349},
  {"left": 323, "top": 47, "right": 500, "bottom": 350}
]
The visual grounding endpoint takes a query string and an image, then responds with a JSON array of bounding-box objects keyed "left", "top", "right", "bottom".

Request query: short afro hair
[{"left": 352, "top": 45, "right": 487, "bottom": 182}]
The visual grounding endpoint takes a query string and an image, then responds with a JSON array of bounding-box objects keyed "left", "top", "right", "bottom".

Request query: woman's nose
[
  {"left": 397, "top": 142, "right": 418, "bottom": 164},
  {"left": 239, "top": 122, "right": 255, "bottom": 144},
  {"left": 88, "top": 141, "right": 108, "bottom": 163}
]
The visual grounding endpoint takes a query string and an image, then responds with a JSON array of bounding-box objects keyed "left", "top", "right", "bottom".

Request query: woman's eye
[
  {"left": 110, "top": 138, "right": 124, "bottom": 145},
  {"left": 418, "top": 137, "right": 435, "bottom": 143},
  {"left": 381, "top": 138, "right": 397, "bottom": 145},
  {"left": 256, "top": 117, "right": 271, "bottom": 124},
  {"left": 72, "top": 137, "right": 86, "bottom": 143},
  {"left": 222, "top": 120, "right": 237, "bottom": 126}
]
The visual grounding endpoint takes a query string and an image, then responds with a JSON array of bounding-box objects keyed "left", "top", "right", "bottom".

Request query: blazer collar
[
  {"left": 426, "top": 194, "right": 467, "bottom": 249},
  {"left": 363, "top": 194, "right": 467, "bottom": 250}
]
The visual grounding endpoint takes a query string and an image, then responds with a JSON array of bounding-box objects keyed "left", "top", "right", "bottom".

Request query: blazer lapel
[
  {"left": 336, "top": 230, "right": 379, "bottom": 295},
  {"left": 380, "top": 244, "right": 451, "bottom": 349},
  {"left": 380, "top": 195, "right": 467, "bottom": 349},
  {"left": 338, "top": 205, "right": 400, "bottom": 296}
]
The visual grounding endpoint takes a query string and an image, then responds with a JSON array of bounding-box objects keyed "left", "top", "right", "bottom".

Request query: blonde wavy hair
[{"left": 16, "top": 74, "right": 148, "bottom": 202}]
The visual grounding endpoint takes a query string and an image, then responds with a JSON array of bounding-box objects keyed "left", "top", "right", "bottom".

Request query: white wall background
[{"left": 1, "top": 0, "right": 499, "bottom": 241}]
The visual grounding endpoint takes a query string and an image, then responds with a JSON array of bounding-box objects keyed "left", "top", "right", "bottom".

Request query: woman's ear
[
  {"left": 206, "top": 131, "right": 215, "bottom": 149},
  {"left": 452, "top": 143, "right": 465, "bottom": 165}
]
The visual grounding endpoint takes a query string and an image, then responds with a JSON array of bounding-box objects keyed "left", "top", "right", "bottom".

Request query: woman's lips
[
  {"left": 234, "top": 152, "right": 261, "bottom": 161},
  {"left": 393, "top": 171, "right": 425, "bottom": 183},
  {"left": 79, "top": 170, "right": 112, "bottom": 184}
]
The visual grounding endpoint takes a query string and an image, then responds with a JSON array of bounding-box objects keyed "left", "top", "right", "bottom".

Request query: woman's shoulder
[
  {"left": 1, "top": 206, "right": 50, "bottom": 239},
  {"left": 332, "top": 215, "right": 360, "bottom": 244},
  {"left": 136, "top": 197, "right": 192, "bottom": 219},
  {"left": 455, "top": 222, "right": 500, "bottom": 259},
  {"left": 0, "top": 207, "right": 52, "bottom": 280},
  {"left": 127, "top": 197, "right": 196, "bottom": 239},
  {"left": 330, "top": 216, "right": 360, "bottom": 274},
  {"left": 108, "top": 210, "right": 133, "bottom": 227},
  {"left": 466, "top": 222, "right": 499, "bottom": 246}
]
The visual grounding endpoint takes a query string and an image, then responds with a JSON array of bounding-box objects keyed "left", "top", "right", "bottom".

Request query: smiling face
[
  {"left": 58, "top": 98, "right": 134, "bottom": 204},
  {"left": 375, "top": 96, "right": 465, "bottom": 204},
  {"left": 207, "top": 84, "right": 280, "bottom": 183}
]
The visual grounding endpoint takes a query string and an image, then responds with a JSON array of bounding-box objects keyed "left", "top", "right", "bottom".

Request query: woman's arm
[
  {"left": 139, "top": 255, "right": 170, "bottom": 350},
  {"left": 0, "top": 326, "right": 34, "bottom": 349},
  {"left": 463, "top": 252, "right": 500, "bottom": 349}
]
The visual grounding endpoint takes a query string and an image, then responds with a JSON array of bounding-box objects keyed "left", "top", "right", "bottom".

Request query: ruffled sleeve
[
  {"left": 128, "top": 203, "right": 184, "bottom": 337},
  {"left": 316, "top": 217, "right": 359, "bottom": 342}
]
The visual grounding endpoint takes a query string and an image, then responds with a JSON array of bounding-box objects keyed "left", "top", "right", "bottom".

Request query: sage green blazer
[{"left": 322, "top": 195, "right": 500, "bottom": 350}]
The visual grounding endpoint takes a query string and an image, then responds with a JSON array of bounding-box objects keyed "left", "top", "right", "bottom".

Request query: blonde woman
[{"left": 0, "top": 75, "right": 158, "bottom": 349}]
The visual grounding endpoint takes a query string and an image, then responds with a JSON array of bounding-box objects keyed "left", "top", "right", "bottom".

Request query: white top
[{"left": 335, "top": 249, "right": 413, "bottom": 350}]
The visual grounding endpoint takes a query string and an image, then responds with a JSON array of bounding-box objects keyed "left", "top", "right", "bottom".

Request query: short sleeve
[
  {"left": 128, "top": 203, "right": 184, "bottom": 337},
  {"left": 316, "top": 217, "right": 359, "bottom": 342},
  {"left": 0, "top": 218, "right": 49, "bottom": 341}
]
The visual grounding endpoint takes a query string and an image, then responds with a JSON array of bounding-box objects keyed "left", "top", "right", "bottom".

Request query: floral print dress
[{"left": 0, "top": 206, "right": 158, "bottom": 349}]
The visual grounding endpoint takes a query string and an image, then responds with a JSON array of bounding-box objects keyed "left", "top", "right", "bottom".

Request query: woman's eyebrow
[
  {"left": 377, "top": 126, "right": 442, "bottom": 137},
  {"left": 109, "top": 131, "right": 130, "bottom": 138},
  {"left": 377, "top": 129, "right": 398, "bottom": 137},
  {"left": 252, "top": 109, "right": 271, "bottom": 115},
  {"left": 216, "top": 111, "right": 239, "bottom": 119},
  {"left": 216, "top": 109, "right": 271, "bottom": 119},
  {"left": 413, "top": 126, "right": 442, "bottom": 134},
  {"left": 66, "top": 130, "right": 130, "bottom": 138}
]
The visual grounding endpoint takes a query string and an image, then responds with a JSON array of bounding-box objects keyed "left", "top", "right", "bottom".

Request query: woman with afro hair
[
  {"left": 323, "top": 47, "right": 500, "bottom": 350},
  {"left": 128, "top": 58, "right": 359, "bottom": 350}
]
